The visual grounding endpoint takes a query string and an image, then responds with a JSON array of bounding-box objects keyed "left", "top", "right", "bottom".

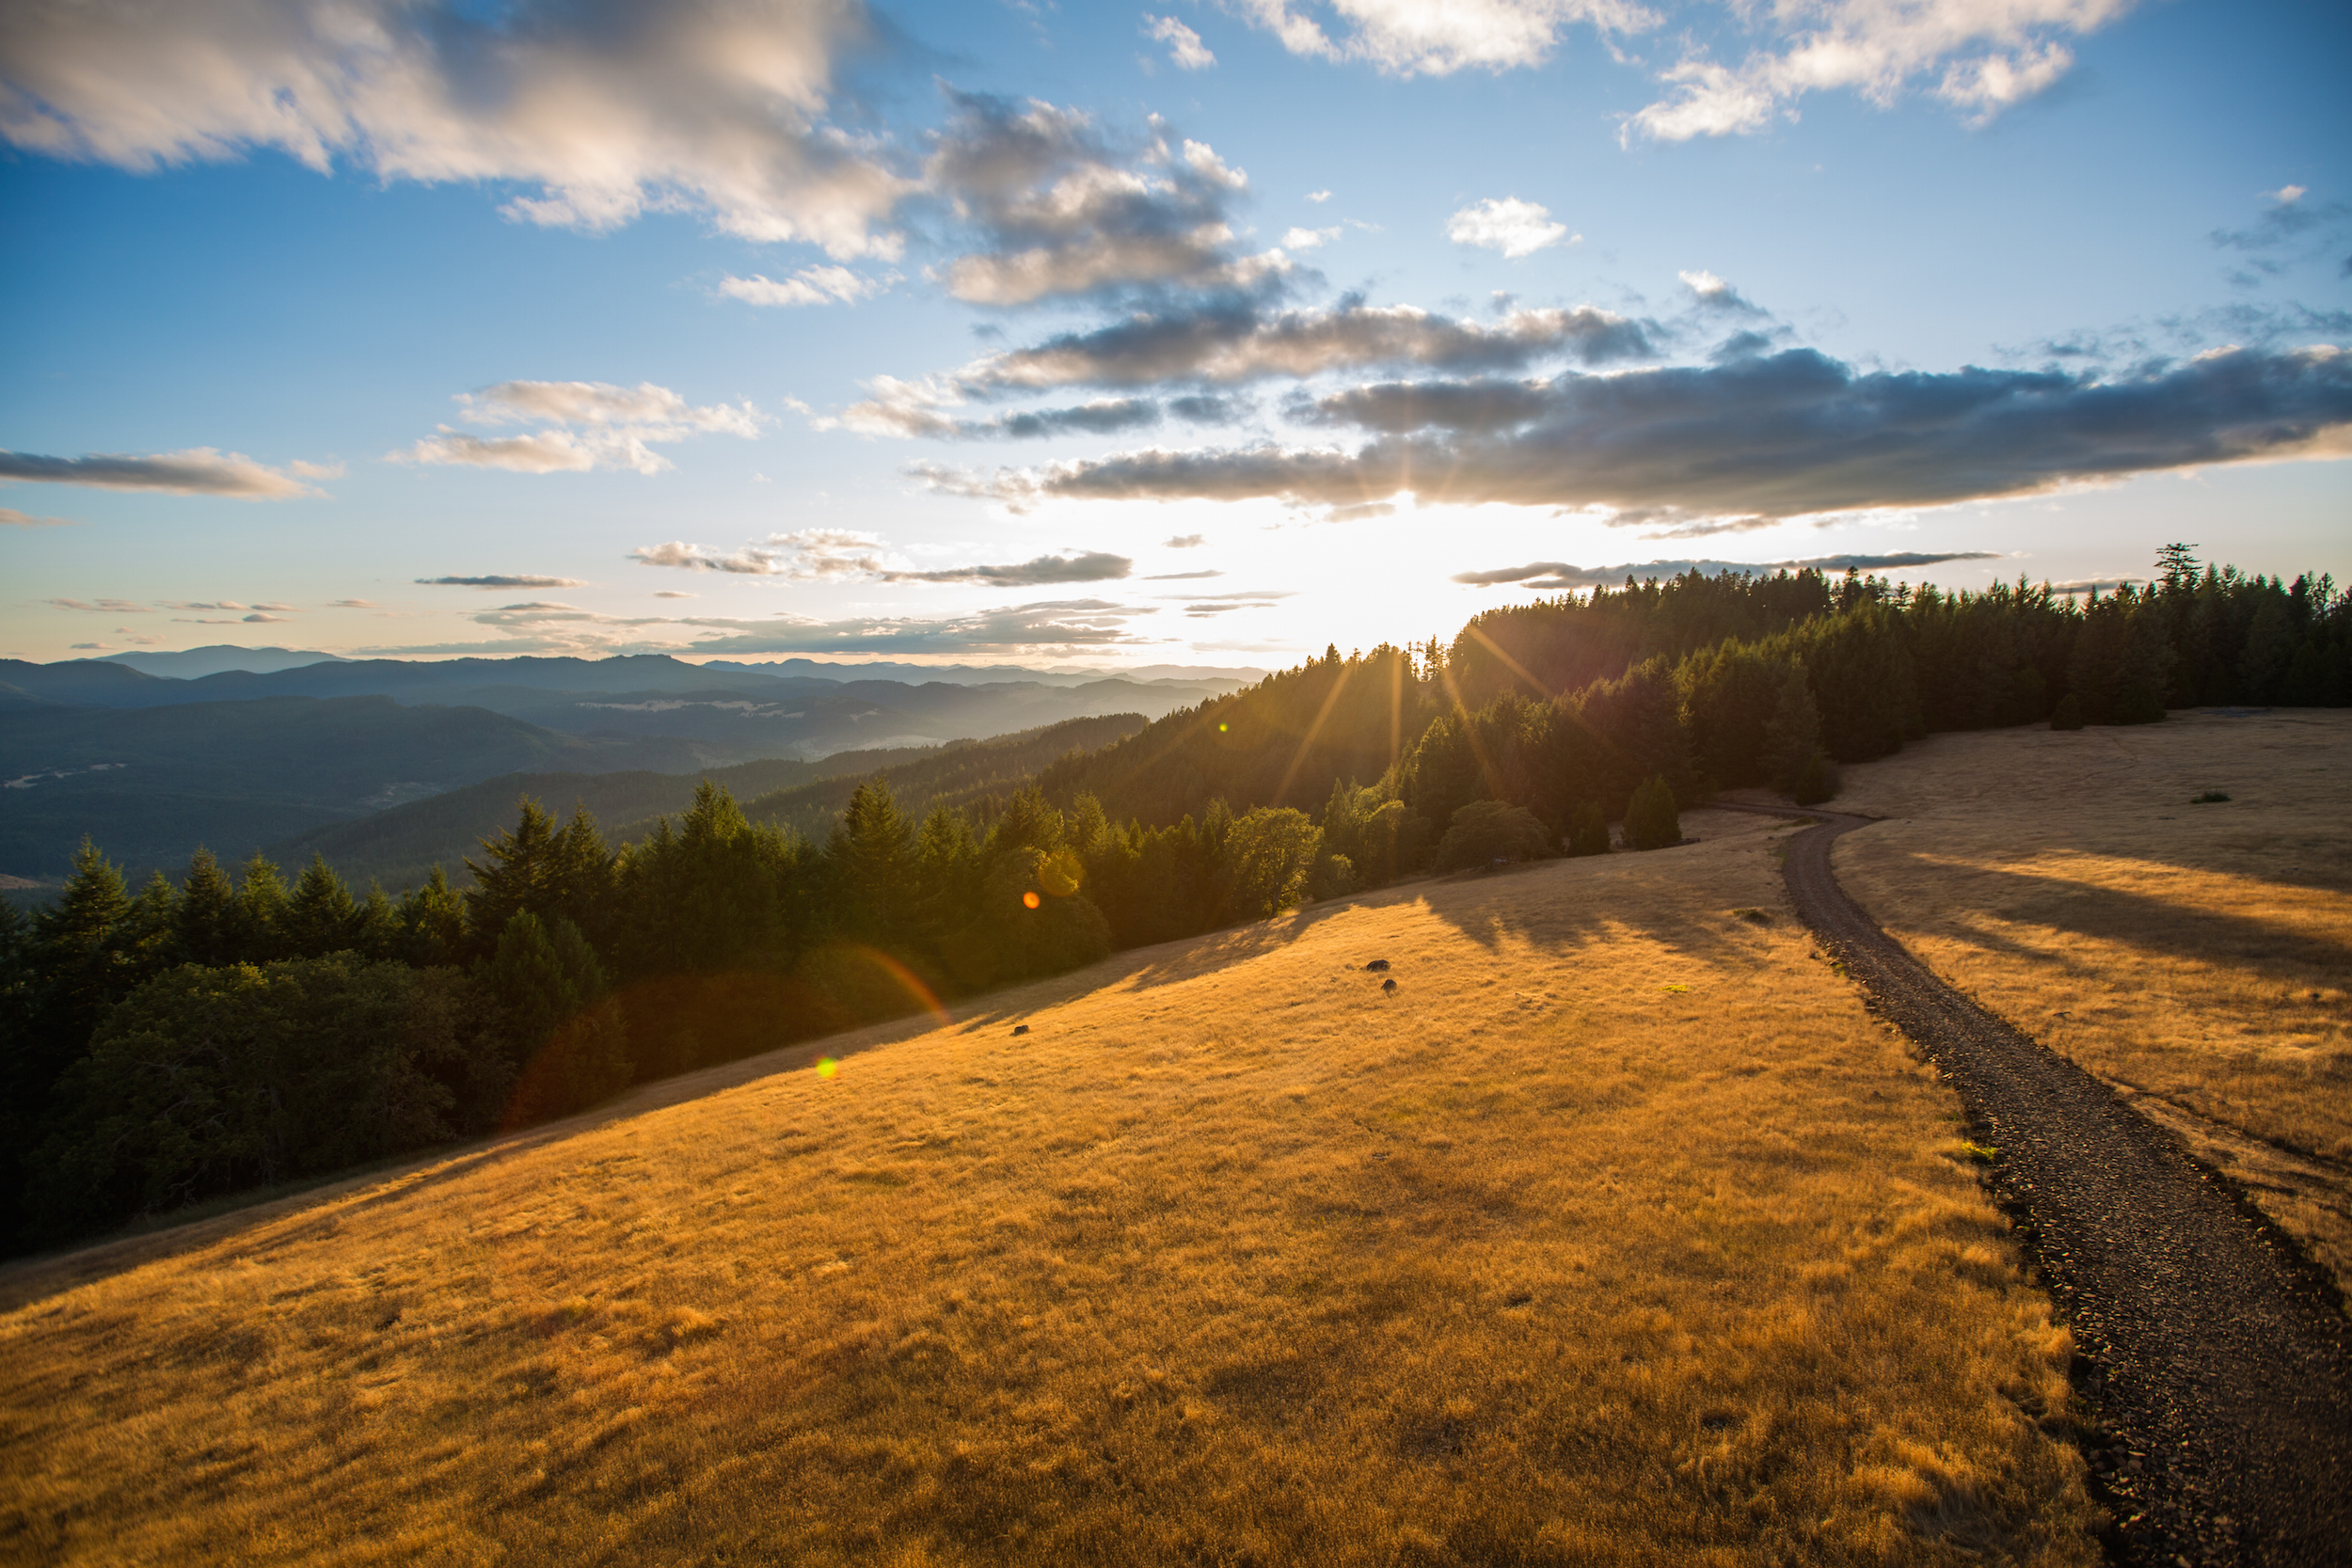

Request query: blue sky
[{"left": 3, "top": 0, "right": 2346, "bottom": 669}]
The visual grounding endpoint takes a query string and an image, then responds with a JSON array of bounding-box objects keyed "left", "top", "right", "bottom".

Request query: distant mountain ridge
[
  {"left": 0, "top": 695, "right": 781, "bottom": 881},
  {"left": 98, "top": 645, "right": 347, "bottom": 678}
]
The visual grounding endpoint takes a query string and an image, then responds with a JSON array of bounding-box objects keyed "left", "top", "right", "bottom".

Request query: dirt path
[{"left": 1753, "top": 806, "right": 2351, "bottom": 1565}]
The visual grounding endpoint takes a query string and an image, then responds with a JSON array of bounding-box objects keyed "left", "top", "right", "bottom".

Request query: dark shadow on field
[
  {"left": 1851, "top": 846, "right": 2352, "bottom": 982},
  {"left": 0, "top": 816, "right": 1785, "bottom": 1314}
]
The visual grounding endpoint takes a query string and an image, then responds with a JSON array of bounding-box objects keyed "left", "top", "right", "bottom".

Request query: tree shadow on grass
[{"left": 1852, "top": 847, "right": 2352, "bottom": 982}]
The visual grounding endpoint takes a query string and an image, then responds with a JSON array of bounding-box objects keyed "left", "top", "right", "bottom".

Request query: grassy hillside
[
  {"left": 1827, "top": 708, "right": 2352, "bottom": 1287},
  {"left": 729, "top": 713, "right": 1151, "bottom": 842},
  {"left": 0, "top": 696, "right": 749, "bottom": 880},
  {"left": 0, "top": 815, "right": 2098, "bottom": 1565}
]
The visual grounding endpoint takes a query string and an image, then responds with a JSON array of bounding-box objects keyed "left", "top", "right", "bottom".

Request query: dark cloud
[
  {"left": 1453, "top": 551, "right": 2005, "bottom": 589},
  {"left": 1167, "top": 393, "right": 1249, "bottom": 423},
  {"left": 930, "top": 345, "right": 2352, "bottom": 522},
  {"left": 850, "top": 397, "right": 1167, "bottom": 440},
  {"left": 417, "top": 574, "right": 587, "bottom": 589},
  {"left": 1142, "top": 569, "right": 1224, "bottom": 579},
  {"left": 884, "top": 550, "right": 1132, "bottom": 586},
  {"left": 969, "top": 295, "right": 1651, "bottom": 392}
]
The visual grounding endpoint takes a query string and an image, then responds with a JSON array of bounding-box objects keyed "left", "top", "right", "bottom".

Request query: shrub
[
  {"left": 1790, "top": 752, "right": 1840, "bottom": 806},
  {"left": 1564, "top": 800, "right": 1610, "bottom": 859},
  {"left": 1625, "top": 776, "right": 1682, "bottom": 851},
  {"left": 2049, "top": 693, "right": 2085, "bottom": 731},
  {"left": 1434, "top": 800, "right": 1554, "bottom": 871}
]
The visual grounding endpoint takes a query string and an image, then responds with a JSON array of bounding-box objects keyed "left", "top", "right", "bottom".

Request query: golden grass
[
  {"left": 0, "top": 814, "right": 2097, "bottom": 1565},
  {"left": 1828, "top": 709, "right": 2352, "bottom": 1286}
]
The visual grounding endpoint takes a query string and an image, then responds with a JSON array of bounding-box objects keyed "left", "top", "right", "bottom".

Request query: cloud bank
[{"left": 918, "top": 344, "right": 2352, "bottom": 522}]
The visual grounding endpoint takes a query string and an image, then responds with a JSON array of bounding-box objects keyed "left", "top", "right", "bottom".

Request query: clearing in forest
[{"left": 0, "top": 812, "right": 2097, "bottom": 1566}]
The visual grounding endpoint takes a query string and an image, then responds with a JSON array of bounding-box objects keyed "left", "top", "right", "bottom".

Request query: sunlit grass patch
[{"left": 0, "top": 816, "right": 2098, "bottom": 1565}]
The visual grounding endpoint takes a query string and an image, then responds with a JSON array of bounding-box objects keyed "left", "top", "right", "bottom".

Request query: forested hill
[
  {"left": 718, "top": 713, "right": 1149, "bottom": 846},
  {"left": 256, "top": 747, "right": 936, "bottom": 897},
  {"left": 1041, "top": 553, "right": 2352, "bottom": 839}
]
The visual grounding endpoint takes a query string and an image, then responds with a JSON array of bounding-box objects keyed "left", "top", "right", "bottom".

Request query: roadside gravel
[{"left": 1750, "top": 805, "right": 2350, "bottom": 1565}]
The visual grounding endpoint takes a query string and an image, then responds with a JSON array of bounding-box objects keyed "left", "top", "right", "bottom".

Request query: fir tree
[
  {"left": 465, "top": 798, "right": 561, "bottom": 946},
  {"left": 231, "top": 854, "right": 291, "bottom": 962},
  {"left": 175, "top": 847, "right": 239, "bottom": 967},
  {"left": 284, "top": 855, "right": 361, "bottom": 959},
  {"left": 1762, "top": 661, "right": 1823, "bottom": 797}
]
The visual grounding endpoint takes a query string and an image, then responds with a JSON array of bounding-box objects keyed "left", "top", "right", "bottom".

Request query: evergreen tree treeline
[{"left": 3, "top": 547, "right": 2342, "bottom": 1252}]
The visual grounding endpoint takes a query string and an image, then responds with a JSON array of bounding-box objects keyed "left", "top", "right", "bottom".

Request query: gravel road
[{"left": 1750, "top": 806, "right": 2351, "bottom": 1565}]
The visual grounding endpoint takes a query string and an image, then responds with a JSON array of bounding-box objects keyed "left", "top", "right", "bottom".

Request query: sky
[{"left": 3, "top": 0, "right": 2347, "bottom": 671}]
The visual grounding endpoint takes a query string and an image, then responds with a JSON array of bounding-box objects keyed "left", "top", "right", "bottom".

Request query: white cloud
[
  {"left": 719, "top": 265, "right": 890, "bottom": 308},
  {"left": 1305, "top": 189, "right": 1332, "bottom": 203},
  {"left": 1678, "top": 268, "right": 1729, "bottom": 298},
  {"left": 1230, "top": 0, "right": 1657, "bottom": 77},
  {"left": 0, "top": 0, "right": 911, "bottom": 258},
  {"left": 0, "top": 446, "right": 326, "bottom": 498},
  {"left": 2271, "top": 185, "right": 2308, "bottom": 204},
  {"left": 1625, "top": 0, "right": 2137, "bottom": 144},
  {"left": 1, "top": 505, "right": 79, "bottom": 526},
  {"left": 927, "top": 94, "right": 1288, "bottom": 307},
  {"left": 1282, "top": 225, "right": 1343, "bottom": 249},
  {"left": 1446, "top": 197, "right": 1574, "bottom": 258},
  {"left": 630, "top": 529, "right": 888, "bottom": 578},
  {"left": 1144, "top": 14, "right": 1217, "bottom": 69},
  {"left": 394, "top": 380, "right": 763, "bottom": 475}
]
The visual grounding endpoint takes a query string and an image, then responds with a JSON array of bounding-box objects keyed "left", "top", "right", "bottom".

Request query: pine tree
[
  {"left": 1762, "top": 661, "right": 1823, "bottom": 796},
  {"left": 832, "top": 779, "right": 916, "bottom": 942},
  {"left": 284, "top": 855, "right": 361, "bottom": 958},
  {"left": 397, "top": 866, "right": 468, "bottom": 967},
  {"left": 231, "top": 854, "right": 290, "bottom": 962},
  {"left": 175, "top": 847, "right": 238, "bottom": 967},
  {"left": 465, "top": 798, "right": 560, "bottom": 946}
]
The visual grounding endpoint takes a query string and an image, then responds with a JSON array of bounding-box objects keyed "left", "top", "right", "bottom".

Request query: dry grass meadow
[
  {"left": 0, "top": 812, "right": 2099, "bottom": 1566},
  {"left": 1828, "top": 709, "right": 2352, "bottom": 1289}
]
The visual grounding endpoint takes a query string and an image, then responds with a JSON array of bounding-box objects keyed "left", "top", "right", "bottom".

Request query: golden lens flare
[
  {"left": 816, "top": 1057, "right": 838, "bottom": 1079},
  {"left": 1022, "top": 890, "right": 1041, "bottom": 910}
]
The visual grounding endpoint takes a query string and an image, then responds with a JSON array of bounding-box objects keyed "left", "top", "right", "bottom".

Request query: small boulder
[
  {"left": 1011, "top": 1023, "right": 1030, "bottom": 1036},
  {"left": 1381, "top": 977, "right": 1398, "bottom": 993},
  {"left": 1364, "top": 958, "right": 1391, "bottom": 972}
]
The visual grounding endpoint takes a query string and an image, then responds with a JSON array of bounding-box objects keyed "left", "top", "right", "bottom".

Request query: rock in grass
[
  {"left": 1364, "top": 958, "right": 1391, "bottom": 972},
  {"left": 1011, "top": 1024, "right": 1030, "bottom": 1036},
  {"left": 1382, "top": 977, "right": 1398, "bottom": 993}
]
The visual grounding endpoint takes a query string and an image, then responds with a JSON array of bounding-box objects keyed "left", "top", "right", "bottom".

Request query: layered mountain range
[{"left": 0, "top": 651, "right": 1255, "bottom": 883}]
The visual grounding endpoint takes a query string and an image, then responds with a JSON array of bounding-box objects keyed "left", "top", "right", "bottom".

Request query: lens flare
[
  {"left": 1022, "top": 890, "right": 1041, "bottom": 909},
  {"left": 817, "top": 1056, "right": 839, "bottom": 1079}
]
